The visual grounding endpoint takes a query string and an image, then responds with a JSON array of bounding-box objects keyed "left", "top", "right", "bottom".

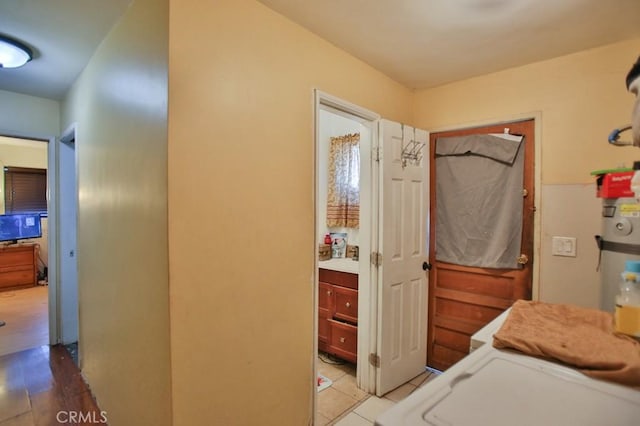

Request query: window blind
[{"left": 4, "top": 167, "right": 47, "bottom": 214}]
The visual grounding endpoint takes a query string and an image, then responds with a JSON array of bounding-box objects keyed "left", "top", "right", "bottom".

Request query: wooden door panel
[
  {"left": 433, "top": 315, "right": 483, "bottom": 336},
  {"left": 435, "top": 298, "right": 504, "bottom": 325},
  {"left": 436, "top": 263, "right": 516, "bottom": 300},
  {"left": 427, "top": 119, "right": 535, "bottom": 371},
  {"left": 433, "top": 327, "right": 470, "bottom": 353},
  {"left": 435, "top": 288, "right": 513, "bottom": 311},
  {"left": 432, "top": 342, "right": 467, "bottom": 370}
]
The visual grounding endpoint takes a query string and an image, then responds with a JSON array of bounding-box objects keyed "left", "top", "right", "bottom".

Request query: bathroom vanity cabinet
[{"left": 318, "top": 268, "right": 358, "bottom": 363}]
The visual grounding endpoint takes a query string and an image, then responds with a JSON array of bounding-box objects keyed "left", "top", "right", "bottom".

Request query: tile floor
[{"left": 317, "top": 353, "right": 438, "bottom": 425}]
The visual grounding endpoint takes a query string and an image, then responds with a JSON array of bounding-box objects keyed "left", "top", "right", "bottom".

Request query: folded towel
[{"left": 493, "top": 300, "right": 640, "bottom": 387}]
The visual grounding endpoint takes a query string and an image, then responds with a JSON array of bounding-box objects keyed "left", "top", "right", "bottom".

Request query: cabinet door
[
  {"left": 318, "top": 282, "right": 333, "bottom": 350},
  {"left": 333, "top": 286, "right": 358, "bottom": 325},
  {"left": 319, "top": 282, "right": 334, "bottom": 310}
]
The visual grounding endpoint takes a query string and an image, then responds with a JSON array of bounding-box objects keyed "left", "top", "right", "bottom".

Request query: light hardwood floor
[
  {"left": 0, "top": 286, "right": 102, "bottom": 425},
  {"left": 0, "top": 345, "right": 102, "bottom": 426},
  {"left": 0, "top": 286, "right": 49, "bottom": 357}
]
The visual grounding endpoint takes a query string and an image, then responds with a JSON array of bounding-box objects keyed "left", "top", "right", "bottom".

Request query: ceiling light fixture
[{"left": 0, "top": 34, "right": 33, "bottom": 69}]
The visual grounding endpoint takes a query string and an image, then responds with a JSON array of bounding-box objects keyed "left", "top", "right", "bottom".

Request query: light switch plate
[{"left": 552, "top": 236, "right": 577, "bottom": 257}]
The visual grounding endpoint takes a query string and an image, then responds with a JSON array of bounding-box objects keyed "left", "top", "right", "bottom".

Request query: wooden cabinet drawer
[
  {"left": 0, "top": 247, "right": 34, "bottom": 267},
  {"left": 333, "top": 286, "right": 358, "bottom": 324},
  {"left": 319, "top": 268, "right": 358, "bottom": 290},
  {"left": 0, "top": 244, "right": 37, "bottom": 290},
  {"left": 0, "top": 269, "right": 35, "bottom": 287},
  {"left": 328, "top": 319, "right": 357, "bottom": 363}
]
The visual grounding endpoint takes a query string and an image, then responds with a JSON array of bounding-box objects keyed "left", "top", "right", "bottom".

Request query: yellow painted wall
[
  {"left": 61, "top": 0, "right": 171, "bottom": 424},
  {"left": 414, "top": 39, "right": 640, "bottom": 184},
  {"left": 168, "top": 1, "right": 412, "bottom": 424}
]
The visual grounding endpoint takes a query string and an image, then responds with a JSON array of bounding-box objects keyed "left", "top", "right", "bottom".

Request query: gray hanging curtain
[{"left": 435, "top": 133, "right": 525, "bottom": 269}]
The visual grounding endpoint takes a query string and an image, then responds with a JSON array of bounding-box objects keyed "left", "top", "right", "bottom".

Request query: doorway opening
[
  {"left": 0, "top": 124, "right": 80, "bottom": 366},
  {"left": 0, "top": 135, "right": 50, "bottom": 357},
  {"left": 314, "top": 92, "right": 433, "bottom": 423},
  {"left": 427, "top": 119, "right": 536, "bottom": 371},
  {"left": 314, "top": 91, "right": 379, "bottom": 423}
]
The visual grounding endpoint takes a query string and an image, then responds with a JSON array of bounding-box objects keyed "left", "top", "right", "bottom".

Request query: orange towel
[{"left": 493, "top": 300, "right": 640, "bottom": 387}]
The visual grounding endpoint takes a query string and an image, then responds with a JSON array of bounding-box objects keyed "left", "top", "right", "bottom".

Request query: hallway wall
[
  {"left": 61, "top": 0, "right": 171, "bottom": 424},
  {"left": 0, "top": 90, "right": 59, "bottom": 138},
  {"left": 168, "top": 0, "right": 413, "bottom": 424}
]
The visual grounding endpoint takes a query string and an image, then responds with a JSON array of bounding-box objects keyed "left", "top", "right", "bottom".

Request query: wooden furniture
[
  {"left": 0, "top": 243, "right": 37, "bottom": 291},
  {"left": 319, "top": 268, "right": 358, "bottom": 363}
]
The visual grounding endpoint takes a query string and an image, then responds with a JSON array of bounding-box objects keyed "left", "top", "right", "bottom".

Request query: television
[{"left": 0, "top": 213, "right": 42, "bottom": 244}]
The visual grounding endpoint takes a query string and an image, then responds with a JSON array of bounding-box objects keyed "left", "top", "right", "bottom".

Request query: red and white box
[{"left": 596, "top": 171, "right": 634, "bottom": 198}]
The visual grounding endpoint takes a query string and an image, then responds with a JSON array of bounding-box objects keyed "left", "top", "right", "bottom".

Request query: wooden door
[
  {"left": 376, "top": 120, "right": 429, "bottom": 395},
  {"left": 427, "top": 119, "right": 535, "bottom": 371}
]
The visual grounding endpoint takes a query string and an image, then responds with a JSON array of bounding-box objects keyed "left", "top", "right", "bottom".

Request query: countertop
[{"left": 319, "top": 257, "right": 359, "bottom": 274}]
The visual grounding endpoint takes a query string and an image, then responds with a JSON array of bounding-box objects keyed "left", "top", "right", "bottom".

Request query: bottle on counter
[
  {"left": 631, "top": 161, "right": 640, "bottom": 200},
  {"left": 324, "top": 233, "right": 332, "bottom": 245},
  {"left": 615, "top": 260, "right": 640, "bottom": 338}
]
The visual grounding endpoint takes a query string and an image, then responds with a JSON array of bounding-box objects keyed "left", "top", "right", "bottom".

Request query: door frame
[
  {"left": 313, "top": 90, "right": 381, "bottom": 407},
  {"left": 58, "top": 123, "right": 79, "bottom": 348},
  {"left": 0, "top": 128, "right": 59, "bottom": 344},
  {"left": 426, "top": 112, "right": 543, "bottom": 301}
]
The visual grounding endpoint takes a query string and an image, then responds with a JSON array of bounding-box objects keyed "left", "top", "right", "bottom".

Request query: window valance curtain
[{"left": 327, "top": 133, "right": 360, "bottom": 228}]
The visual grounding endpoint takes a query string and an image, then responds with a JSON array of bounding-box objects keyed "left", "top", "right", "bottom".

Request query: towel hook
[{"left": 400, "top": 125, "right": 425, "bottom": 168}]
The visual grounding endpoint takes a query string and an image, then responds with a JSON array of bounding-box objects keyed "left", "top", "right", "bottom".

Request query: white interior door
[{"left": 376, "top": 119, "right": 429, "bottom": 396}]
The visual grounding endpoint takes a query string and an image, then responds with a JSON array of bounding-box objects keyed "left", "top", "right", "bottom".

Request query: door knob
[
  {"left": 517, "top": 254, "right": 529, "bottom": 265},
  {"left": 422, "top": 262, "right": 432, "bottom": 271}
]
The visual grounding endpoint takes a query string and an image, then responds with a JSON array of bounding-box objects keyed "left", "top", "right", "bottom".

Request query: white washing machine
[{"left": 375, "top": 320, "right": 640, "bottom": 425}]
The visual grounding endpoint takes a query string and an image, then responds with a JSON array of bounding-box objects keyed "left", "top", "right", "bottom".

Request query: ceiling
[
  {"left": 0, "top": 0, "right": 132, "bottom": 100},
  {"left": 259, "top": 0, "right": 640, "bottom": 89},
  {"left": 0, "top": 1, "right": 639, "bottom": 101}
]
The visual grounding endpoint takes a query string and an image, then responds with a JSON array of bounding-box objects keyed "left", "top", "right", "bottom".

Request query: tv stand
[{"left": 0, "top": 243, "right": 37, "bottom": 291}]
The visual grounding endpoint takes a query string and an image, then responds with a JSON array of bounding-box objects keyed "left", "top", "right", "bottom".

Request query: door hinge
[
  {"left": 369, "top": 353, "right": 380, "bottom": 368},
  {"left": 373, "top": 146, "right": 381, "bottom": 162},
  {"left": 370, "top": 251, "right": 382, "bottom": 267}
]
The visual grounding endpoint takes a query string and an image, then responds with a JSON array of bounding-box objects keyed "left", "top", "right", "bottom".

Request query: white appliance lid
[{"left": 375, "top": 345, "right": 640, "bottom": 426}]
